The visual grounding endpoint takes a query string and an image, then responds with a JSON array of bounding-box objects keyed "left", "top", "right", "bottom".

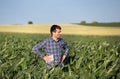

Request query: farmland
[
  {"left": 0, "top": 24, "right": 120, "bottom": 36},
  {"left": 0, "top": 24, "right": 120, "bottom": 79},
  {"left": 0, "top": 33, "right": 120, "bottom": 79}
]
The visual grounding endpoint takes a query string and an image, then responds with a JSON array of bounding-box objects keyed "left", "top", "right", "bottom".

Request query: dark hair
[{"left": 50, "top": 24, "right": 61, "bottom": 36}]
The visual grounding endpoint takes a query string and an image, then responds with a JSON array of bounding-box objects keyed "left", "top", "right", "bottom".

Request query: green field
[{"left": 0, "top": 33, "right": 120, "bottom": 79}]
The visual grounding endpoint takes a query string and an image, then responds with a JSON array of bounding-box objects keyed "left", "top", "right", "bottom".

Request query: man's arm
[
  {"left": 32, "top": 40, "right": 46, "bottom": 59},
  {"left": 61, "top": 55, "right": 66, "bottom": 63},
  {"left": 32, "top": 40, "right": 53, "bottom": 63},
  {"left": 61, "top": 41, "right": 69, "bottom": 62}
]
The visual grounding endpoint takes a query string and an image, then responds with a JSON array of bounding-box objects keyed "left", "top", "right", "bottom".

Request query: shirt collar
[{"left": 50, "top": 37, "right": 61, "bottom": 42}]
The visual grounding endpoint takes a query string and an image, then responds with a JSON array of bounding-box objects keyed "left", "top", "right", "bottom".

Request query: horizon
[{"left": 0, "top": 21, "right": 120, "bottom": 25}]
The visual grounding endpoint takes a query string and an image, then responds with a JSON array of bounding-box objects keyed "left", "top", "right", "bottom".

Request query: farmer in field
[{"left": 32, "top": 25, "right": 69, "bottom": 68}]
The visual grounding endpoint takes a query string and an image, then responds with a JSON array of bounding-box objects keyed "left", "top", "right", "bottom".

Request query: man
[{"left": 32, "top": 25, "right": 69, "bottom": 68}]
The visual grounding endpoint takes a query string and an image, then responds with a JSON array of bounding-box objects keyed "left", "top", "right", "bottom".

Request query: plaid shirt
[{"left": 32, "top": 37, "right": 69, "bottom": 67}]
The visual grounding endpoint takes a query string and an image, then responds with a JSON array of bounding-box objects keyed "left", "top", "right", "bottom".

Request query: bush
[
  {"left": 80, "top": 21, "right": 86, "bottom": 25},
  {"left": 92, "top": 21, "right": 98, "bottom": 24},
  {"left": 28, "top": 21, "right": 33, "bottom": 24}
]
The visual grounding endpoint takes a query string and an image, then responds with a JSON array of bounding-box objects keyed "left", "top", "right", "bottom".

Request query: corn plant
[{"left": 0, "top": 33, "right": 120, "bottom": 79}]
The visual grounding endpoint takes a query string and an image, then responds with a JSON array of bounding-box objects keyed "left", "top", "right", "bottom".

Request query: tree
[
  {"left": 80, "top": 21, "right": 86, "bottom": 25},
  {"left": 92, "top": 21, "right": 98, "bottom": 24},
  {"left": 28, "top": 21, "right": 33, "bottom": 24}
]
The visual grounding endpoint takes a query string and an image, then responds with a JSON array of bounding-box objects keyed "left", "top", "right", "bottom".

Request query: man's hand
[
  {"left": 61, "top": 55, "right": 66, "bottom": 63},
  {"left": 43, "top": 55, "right": 52, "bottom": 63}
]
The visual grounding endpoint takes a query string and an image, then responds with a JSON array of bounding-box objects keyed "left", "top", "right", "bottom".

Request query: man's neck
[{"left": 52, "top": 36, "right": 58, "bottom": 41}]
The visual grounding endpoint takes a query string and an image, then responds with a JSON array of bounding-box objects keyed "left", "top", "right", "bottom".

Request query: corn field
[{"left": 0, "top": 33, "right": 120, "bottom": 79}]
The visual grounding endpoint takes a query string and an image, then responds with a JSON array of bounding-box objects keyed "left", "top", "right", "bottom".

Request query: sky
[{"left": 0, "top": 0, "right": 120, "bottom": 24}]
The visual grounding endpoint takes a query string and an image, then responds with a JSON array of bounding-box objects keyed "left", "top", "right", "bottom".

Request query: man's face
[{"left": 52, "top": 29, "right": 61, "bottom": 38}]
